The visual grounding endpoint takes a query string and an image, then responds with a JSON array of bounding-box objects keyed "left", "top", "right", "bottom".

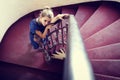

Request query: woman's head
[{"left": 39, "top": 7, "right": 54, "bottom": 26}]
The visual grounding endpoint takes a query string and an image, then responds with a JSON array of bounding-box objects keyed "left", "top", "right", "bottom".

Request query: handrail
[
  {"left": 41, "top": 19, "right": 68, "bottom": 62},
  {"left": 63, "top": 15, "right": 94, "bottom": 80}
]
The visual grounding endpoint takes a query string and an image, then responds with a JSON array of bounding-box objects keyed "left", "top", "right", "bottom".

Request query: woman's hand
[
  {"left": 51, "top": 49, "right": 66, "bottom": 60},
  {"left": 46, "top": 25, "right": 52, "bottom": 29},
  {"left": 57, "top": 14, "right": 69, "bottom": 20},
  {"left": 51, "top": 14, "right": 69, "bottom": 24}
]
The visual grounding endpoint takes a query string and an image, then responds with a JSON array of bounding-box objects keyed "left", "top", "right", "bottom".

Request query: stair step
[
  {"left": 62, "top": 6, "right": 78, "bottom": 27},
  {"left": 95, "top": 73, "right": 120, "bottom": 80},
  {"left": 80, "top": 3, "right": 120, "bottom": 40},
  {"left": 91, "top": 59, "right": 120, "bottom": 78},
  {"left": 75, "top": 3, "right": 98, "bottom": 28},
  {"left": 84, "top": 19, "right": 120, "bottom": 49},
  {"left": 87, "top": 43, "right": 120, "bottom": 59},
  {"left": 62, "top": 6, "right": 77, "bottom": 15},
  {"left": 53, "top": 8, "right": 62, "bottom": 16}
]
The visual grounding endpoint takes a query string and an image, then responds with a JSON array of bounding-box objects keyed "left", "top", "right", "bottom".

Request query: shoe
[{"left": 44, "top": 50, "right": 51, "bottom": 62}]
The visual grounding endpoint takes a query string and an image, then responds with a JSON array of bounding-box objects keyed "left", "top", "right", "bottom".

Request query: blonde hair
[{"left": 40, "top": 6, "right": 54, "bottom": 19}]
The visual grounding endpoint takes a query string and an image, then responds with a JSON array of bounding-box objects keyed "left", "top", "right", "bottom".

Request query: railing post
[{"left": 63, "top": 15, "right": 94, "bottom": 80}]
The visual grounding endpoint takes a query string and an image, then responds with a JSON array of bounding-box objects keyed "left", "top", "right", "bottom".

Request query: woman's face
[{"left": 40, "top": 16, "right": 51, "bottom": 26}]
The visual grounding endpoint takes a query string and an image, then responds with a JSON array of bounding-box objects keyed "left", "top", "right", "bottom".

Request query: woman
[{"left": 29, "top": 7, "right": 69, "bottom": 49}]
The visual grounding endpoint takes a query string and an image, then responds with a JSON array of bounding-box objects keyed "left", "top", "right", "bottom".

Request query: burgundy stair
[
  {"left": 75, "top": 3, "right": 99, "bottom": 28},
  {"left": 62, "top": 6, "right": 78, "bottom": 27},
  {"left": 95, "top": 73, "right": 120, "bottom": 80},
  {"left": 91, "top": 60, "right": 120, "bottom": 78},
  {"left": 80, "top": 3, "right": 120, "bottom": 40},
  {"left": 84, "top": 18, "right": 120, "bottom": 49},
  {"left": 87, "top": 43, "right": 120, "bottom": 59}
]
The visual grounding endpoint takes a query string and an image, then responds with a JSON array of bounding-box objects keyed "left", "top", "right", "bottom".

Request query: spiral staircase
[{"left": 0, "top": 1, "right": 120, "bottom": 80}]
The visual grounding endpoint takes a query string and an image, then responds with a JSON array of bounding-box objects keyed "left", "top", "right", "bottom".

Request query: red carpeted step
[
  {"left": 84, "top": 19, "right": 120, "bottom": 49},
  {"left": 75, "top": 4, "right": 99, "bottom": 28},
  {"left": 91, "top": 59, "right": 120, "bottom": 78},
  {"left": 95, "top": 73, "right": 120, "bottom": 80},
  {"left": 87, "top": 43, "right": 120, "bottom": 59},
  {"left": 80, "top": 3, "right": 120, "bottom": 40},
  {"left": 62, "top": 6, "right": 77, "bottom": 15},
  {"left": 62, "top": 6, "right": 78, "bottom": 27},
  {"left": 53, "top": 7, "right": 62, "bottom": 16}
]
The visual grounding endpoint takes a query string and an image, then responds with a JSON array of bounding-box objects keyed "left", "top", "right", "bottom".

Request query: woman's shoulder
[
  {"left": 30, "top": 19, "right": 38, "bottom": 25},
  {"left": 31, "top": 19, "right": 36, "bottom": 23}
]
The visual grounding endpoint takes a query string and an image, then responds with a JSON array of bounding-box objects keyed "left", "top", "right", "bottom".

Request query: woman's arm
[
  {"left": 51, "top": 14, "right": 69, "bottom": 24},
  {"left": 35, "top": 24, "right": 52, "bottom": 39},
  {"left": 36, "top": 14, "right": 69, "bottom": 39}
]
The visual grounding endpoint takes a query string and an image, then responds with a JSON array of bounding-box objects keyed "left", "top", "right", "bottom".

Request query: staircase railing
[
  {"left": 63, "top": 15, "right": 94, "bottom": 80},
  {"left": 41, "top": 19, "right": 68, "bottom": 62}
]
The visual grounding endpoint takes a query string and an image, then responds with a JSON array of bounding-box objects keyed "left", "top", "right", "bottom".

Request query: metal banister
[{"left": 63, "top": 15, "right": 94, "bottom": 80}]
